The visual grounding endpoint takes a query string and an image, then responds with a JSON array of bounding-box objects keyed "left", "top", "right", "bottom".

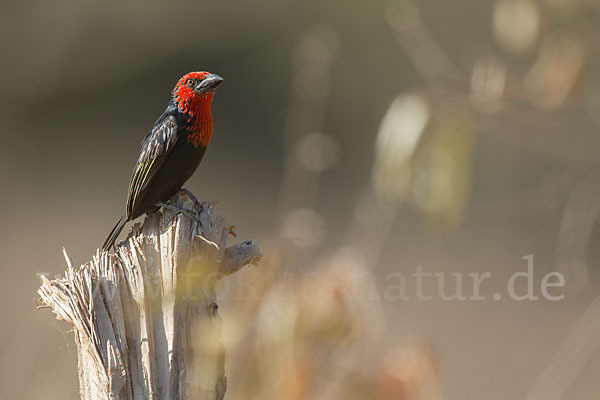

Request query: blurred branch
[
  {"left": 554, "top": 173, "right": 600, "bottom": 290},
  {"left": 38, "top": 192, "right": 259, "bottom": 400},
  {"left": 277, "top": 26, "right": 340, "bottom": 224},
  {"left": 386, "top": 0, "right": 466, "bottom": 92},
  {"left": 527, "top": 295, "right": 600, "bottom": 400}
]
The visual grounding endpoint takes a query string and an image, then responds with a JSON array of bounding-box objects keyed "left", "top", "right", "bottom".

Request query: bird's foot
[
  {"left": 157, "top": 202, "right": 203, "bottom": 224},
  {"left": 179, "top": 188, "right": 203, "bottom": 209}
]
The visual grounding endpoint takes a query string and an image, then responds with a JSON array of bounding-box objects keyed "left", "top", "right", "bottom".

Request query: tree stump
[{"left": 38, "top": 192, "right": 261, "bottom": 400}]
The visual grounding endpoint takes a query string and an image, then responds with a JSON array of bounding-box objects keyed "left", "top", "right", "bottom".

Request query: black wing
[{"left": 126, "top": 115, "right": 178, "bottom": 215}]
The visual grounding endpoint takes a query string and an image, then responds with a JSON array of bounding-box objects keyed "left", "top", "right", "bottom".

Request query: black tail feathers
[{"left": 102, "top": 213, "right": 128, "bottom": 252}]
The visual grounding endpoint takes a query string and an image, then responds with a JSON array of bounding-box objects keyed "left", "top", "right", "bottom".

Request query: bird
[{"left": 102, "top": 71, "right": 223, "bottom": 251}]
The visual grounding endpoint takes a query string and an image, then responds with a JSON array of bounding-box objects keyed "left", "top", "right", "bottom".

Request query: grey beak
[{"left": 195, "top": 74, "right": 224, "bottom": 93}]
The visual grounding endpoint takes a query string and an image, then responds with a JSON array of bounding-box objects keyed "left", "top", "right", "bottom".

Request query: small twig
[{"left": 219, "top": 240, "right": 262, "bottom": 278}]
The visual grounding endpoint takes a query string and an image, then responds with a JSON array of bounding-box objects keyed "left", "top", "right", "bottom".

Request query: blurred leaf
[
  {"left": 372, "top": 93, "right": 430, "bottom": 205},
  {"left": 411, "top": 106, "right": 477, "bottom": 230}
]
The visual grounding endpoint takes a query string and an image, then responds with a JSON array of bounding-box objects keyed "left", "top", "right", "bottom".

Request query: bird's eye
[{"left": 186, "top": 79, "right": 195, "bottom": 87}]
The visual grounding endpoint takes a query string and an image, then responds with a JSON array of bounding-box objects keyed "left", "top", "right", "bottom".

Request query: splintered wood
[{"left": 38, "top": 192, "right": 261, "bottom": 400}]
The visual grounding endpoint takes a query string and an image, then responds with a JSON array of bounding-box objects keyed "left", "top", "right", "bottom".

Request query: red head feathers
[{"left": 172, "top": 71, "right": 223, "bottom": 148}]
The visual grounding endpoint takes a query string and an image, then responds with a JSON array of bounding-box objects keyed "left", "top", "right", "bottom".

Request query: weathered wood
[{"left": 38, "top": 192, "right": 261, "bottom": 400}]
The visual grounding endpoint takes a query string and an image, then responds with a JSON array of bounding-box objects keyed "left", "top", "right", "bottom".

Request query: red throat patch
[{"left": 172, "top": 72, "right": 215, "bottom": 148}]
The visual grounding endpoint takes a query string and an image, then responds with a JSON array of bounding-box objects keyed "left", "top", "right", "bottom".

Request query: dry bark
[{"left": 38, "top": 191, "right": 261, "bottom": 400}]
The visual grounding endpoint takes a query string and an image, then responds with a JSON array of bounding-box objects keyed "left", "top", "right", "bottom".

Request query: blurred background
[{"left": 2, "top": 0, "right": 600, "bottom": 398}]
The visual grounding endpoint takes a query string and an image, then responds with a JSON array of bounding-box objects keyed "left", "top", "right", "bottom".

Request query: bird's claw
[
  {"left": 179, "top": 188, "right": 203, "bottom": 210},
  {"left": 158, "top": 202, "right": 203, "bottom": 225}
]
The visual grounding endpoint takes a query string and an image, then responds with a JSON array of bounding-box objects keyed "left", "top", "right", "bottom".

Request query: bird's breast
[{"left": 184, "top": 117, "right": 213, "bottom": 149}]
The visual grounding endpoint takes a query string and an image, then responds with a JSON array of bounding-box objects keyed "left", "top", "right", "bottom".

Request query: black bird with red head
[{"left": 102, "top": 71, "right": 223, "bottom": 251}]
